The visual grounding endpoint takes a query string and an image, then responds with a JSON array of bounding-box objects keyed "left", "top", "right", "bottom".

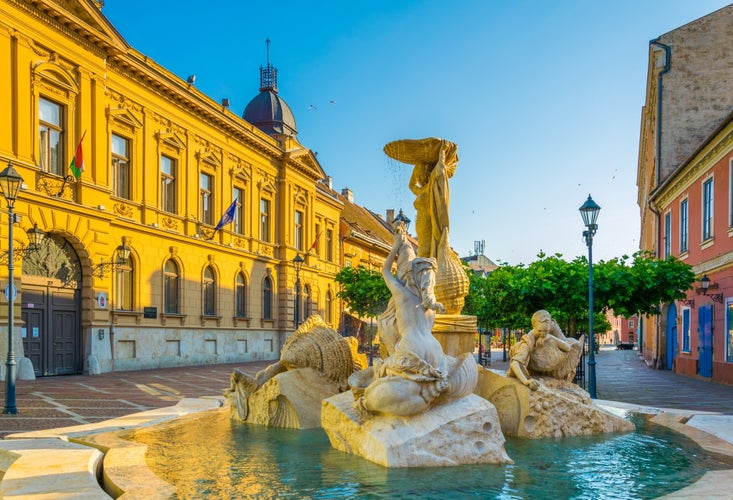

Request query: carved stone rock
[
  {"left": 322, "top": 391, "right": 513, "bottom": 467},
  {"left": 234, "top": 367, "right": 341, "bottom": 429},
  {"left": 475, "top": 368, "right": 634, "bottom": 438}
]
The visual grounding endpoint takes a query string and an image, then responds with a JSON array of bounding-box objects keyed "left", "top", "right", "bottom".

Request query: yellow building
[{"left": 0, "top": 0, "right": 343, "bottom": 376}]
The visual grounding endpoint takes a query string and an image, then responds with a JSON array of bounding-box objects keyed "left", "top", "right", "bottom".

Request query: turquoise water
[{"left": 127, "top": 409, "right": 733, "bottom": 499}]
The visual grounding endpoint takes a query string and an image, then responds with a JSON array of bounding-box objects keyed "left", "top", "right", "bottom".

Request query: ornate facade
[{"left": 0, "top": 0, "right": 343, "bottom": 375}]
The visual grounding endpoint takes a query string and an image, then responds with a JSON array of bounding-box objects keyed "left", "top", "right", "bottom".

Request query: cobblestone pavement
[{"left": 0, "top": 348, "right": 732, "bottom": 438}]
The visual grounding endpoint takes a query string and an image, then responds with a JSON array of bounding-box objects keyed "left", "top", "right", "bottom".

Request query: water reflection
[{"left": 123, "top": 409, "right": 733, "bottom": 499}]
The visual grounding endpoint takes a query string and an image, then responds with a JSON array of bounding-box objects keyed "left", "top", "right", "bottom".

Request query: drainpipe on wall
[
  {"left": 648, "top": 200, "right": 663, "bottom": 369},
  {"left": 650, "top": 38, "right": 671, "bottom": 190},
  {"left": 649, "top": 38, "right": 670, "bottom": 371}
]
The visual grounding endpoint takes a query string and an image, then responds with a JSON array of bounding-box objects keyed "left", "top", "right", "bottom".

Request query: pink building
[{"left": 637, "top": 5, "right": 733, "bottom": 384}]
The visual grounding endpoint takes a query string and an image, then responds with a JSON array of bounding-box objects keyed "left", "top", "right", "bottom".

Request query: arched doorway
[{"left": 21, "top": 233, "right": 82, "bottom": 376}]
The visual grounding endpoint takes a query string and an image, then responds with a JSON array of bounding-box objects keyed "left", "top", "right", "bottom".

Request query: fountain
[
  {"left": 231, "top": 138, "right": 631, "bottom": 467},
  {"left": 1, "top": 138, "right": 732, "bottom": 496}
]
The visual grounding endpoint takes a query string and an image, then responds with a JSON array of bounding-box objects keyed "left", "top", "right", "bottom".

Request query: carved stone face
[{"left": 531, "top": 311, "right": 552, "bottom": 336}]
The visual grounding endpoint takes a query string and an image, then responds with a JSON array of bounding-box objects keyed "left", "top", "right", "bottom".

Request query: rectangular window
[
  {"left": 702, "top": 178, "right": 713, "bottom": 240},
  {"left": 628, "top": 320, "right": 635, "bottom": 329},
  {"left": 233, "top": 187, "right": 244, "bottom": 235},
  {"left": 112, "top": 134, "right": 130, "bottom": 199},
  {"left": 664, "top": 212, "right": 671, "bottom": 258},
  {"left": 680, "top": 199, "right": 689, "bottom": 253},
  {"left": 38, "top": 97, "right": 64, "bottom": 175},
  {"left": 161, "top": 155, "right": 177, "bottom": 213},
  {"left": 260, "top": 198, "right": 270, "bottom": 242},
  {"left": 200, "top": 173, "right": 213, "bottom": 225},
  {"left": 115, "top": 259, "right": 133, "bottom": 311},
  {"left": 682, "top": 308, "right": 691, "bottom": 352},
  {"left": 295, "top": 210, "right": 304, "bottom": 251},
  {"left": 326, "top": 228, "right": 333, "bottom": 262}
]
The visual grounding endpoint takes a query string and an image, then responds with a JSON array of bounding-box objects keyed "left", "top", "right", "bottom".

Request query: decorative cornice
[{"left": 8, "top": 0, "right": 125, "bottom": 57}]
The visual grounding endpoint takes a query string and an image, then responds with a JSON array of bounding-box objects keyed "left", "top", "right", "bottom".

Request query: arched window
[
  {"left": 115, "top": 252, "right": 133, "bottom": 310},
  {"left": 203, "top": 266, "right": 216, "bottom": 316},
  {"left": 325, "top": 290, "right": 333, "bottom": 325},
  {"left": 263, "top": 276, "right": 273, "bottom": 320},
  {"left": 164, "top": 260, "right": 179, "bottom": 313},
  {"left": 235, "top": 272, "right": 247, "bottom": 318}
]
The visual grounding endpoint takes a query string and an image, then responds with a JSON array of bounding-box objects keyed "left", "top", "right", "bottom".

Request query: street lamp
[
  {"left": 293, "top": 253, "right": 304, "bottom": 329},
  {"left": 0, "top": 162, "right": 23, "bottom": 414},
  {"left": 393, "top": 209, "right": 411, "bottom": 232},
  {"left": 579, "top": 194, "right": 601, "bottom": 399}
]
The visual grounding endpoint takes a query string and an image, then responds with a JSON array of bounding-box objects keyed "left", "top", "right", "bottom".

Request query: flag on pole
[
  {"left": 308, "top": 231, "right": 322, "bottom": 252},
  {"left": 214, "top": 198, "right": 238, "bottom": 231},
  {"left": 69, "top": 131, "right": 86, "bottom": 180}
]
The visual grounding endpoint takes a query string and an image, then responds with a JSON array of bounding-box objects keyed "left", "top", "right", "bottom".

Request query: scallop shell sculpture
[
  {"left": 434, "top": 228, "right": 470, "bottom": 315},
  {"left": 280, "top": 315, "right": 355, "bottom": 390}
]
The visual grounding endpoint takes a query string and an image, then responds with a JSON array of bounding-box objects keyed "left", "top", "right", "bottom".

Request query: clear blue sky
[{"left": 103, "top": 0, "right": 732, "bottom": 265}]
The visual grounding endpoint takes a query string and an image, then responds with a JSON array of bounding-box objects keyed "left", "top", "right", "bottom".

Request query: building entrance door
[
  {"left": 697, "top": 304, "right": 713, "bottom": 377},
  {"left": 22, "top": 284, "right": 80, "bottom": 376},
  {"left": 665, "top": 303, "right": 677, "bottom": 370},
  {"left": 21, "top": 233, "right": 83, "bottom": 377}
]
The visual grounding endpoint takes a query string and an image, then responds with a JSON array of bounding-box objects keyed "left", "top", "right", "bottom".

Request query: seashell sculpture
[
  {"left": 434, "top": 228, "right": 470, "bottom": 315},
  {"left": 225, "top": 315, "right": 366, "bottom": 427},
  {"left": 280, "top": 315, "right": 361, "bottom": 388}
]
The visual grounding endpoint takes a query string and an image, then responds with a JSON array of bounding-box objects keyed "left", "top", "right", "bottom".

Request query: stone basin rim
[{"left": 1, "top": 397, "right": 731, "bottom": 499}]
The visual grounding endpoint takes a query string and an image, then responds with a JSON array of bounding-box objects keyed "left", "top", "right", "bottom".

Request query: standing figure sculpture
[
  {"left": 507, "top": 310, "right": 585, "bottom": 390},
  {"left": 384, "top": 138, "right": 467, "bottom": 314}
]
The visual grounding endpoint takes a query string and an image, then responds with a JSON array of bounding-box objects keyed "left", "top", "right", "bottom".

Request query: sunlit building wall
[{"left": 0, "top": 0, "right": 342, "bottom": 375}]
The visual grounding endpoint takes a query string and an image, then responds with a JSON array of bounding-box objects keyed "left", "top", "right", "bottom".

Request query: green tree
[
  {"left": 463, "top": 251, "right": 694, "bottom": 336},
  {"left": 334, "top": 265, "right": 391, "bottom": 323}
]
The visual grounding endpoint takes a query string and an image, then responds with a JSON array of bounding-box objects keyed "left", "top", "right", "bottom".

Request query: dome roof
[{"left": 243, "top": 90, "right": 297, "bottom": 137}]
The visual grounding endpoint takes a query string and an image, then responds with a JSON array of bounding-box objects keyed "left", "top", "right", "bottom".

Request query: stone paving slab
[{"left": 0, "top": 361, "right": 271, "bottom": 439}]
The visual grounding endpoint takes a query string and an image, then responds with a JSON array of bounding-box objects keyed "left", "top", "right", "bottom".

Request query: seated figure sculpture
[
  {"left": 349, "top": 224, "right": 477, "bottom": 416},
  {"left": 507, "top": 310, "right": 584, "bottom": 390}
]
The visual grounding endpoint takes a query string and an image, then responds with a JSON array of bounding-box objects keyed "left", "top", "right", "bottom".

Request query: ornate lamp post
[
  {"left": 293, "top": 253, "right": 304, "bottom": 329},
  {"left": 579, "top": 194, "right": 601, "bottom": 399},
  {"left": 393, "top": 209, "right": 411, "bottom": 231},
  {"left": 0, "top": 162, "right": 24, "bottom": 414}
]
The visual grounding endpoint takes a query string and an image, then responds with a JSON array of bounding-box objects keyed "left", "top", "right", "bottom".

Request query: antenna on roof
[{"left": 260, "top": 37, "right": 278, "bottom": 93}]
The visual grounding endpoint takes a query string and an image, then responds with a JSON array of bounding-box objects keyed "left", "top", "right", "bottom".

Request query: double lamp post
[{"left": 0, "top": 162, "right": 45, "bottom": 415}]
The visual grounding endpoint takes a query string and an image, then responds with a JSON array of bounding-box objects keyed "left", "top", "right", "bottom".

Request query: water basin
[{"left": 121, "top": 408, "right": 733, "bottom": 499}]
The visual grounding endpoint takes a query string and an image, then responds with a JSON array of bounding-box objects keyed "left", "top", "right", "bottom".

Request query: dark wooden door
[
  {"left": 21, "top": 284, "right": 80, "bottom": 376},
  {"left": 697, "top": 304, "right": 713, "bottom": 378}
]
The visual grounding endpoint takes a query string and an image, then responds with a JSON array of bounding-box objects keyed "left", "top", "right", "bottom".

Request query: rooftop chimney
[
  {"left": 341, "top": 188, "right": 353, "bottom": 203},
  {"left": 386, "top": 209, "right": 395, "bottom": 225}
]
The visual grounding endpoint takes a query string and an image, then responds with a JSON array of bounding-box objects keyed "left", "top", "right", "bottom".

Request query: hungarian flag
[
  {"left": 309, "top": 231, "right": 322, "bottom": 252},
  {"left": 69, "top": 131, "right": 86, "bottom": 179}
]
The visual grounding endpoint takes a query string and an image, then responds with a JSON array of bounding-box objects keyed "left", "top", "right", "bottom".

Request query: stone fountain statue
[
  {"left": 476, "top": 310, "right": 634, "bottom": 438},
  {"left": 321, "top": 138, "right": 511, "bottom": 467},
  {"left": 507, "top": 310, "right": 585, "bottom": 390}
]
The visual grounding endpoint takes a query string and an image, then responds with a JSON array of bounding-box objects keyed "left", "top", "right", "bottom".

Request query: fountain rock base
[
  {"left": 227, "top": 367, "right": 341, "bottom": 429},
  {"left": 321, "top": 392, "right": 513, "bottom": 467},
  {"left": 475, "top": 368, "right": 635, "bottom": 438}
]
